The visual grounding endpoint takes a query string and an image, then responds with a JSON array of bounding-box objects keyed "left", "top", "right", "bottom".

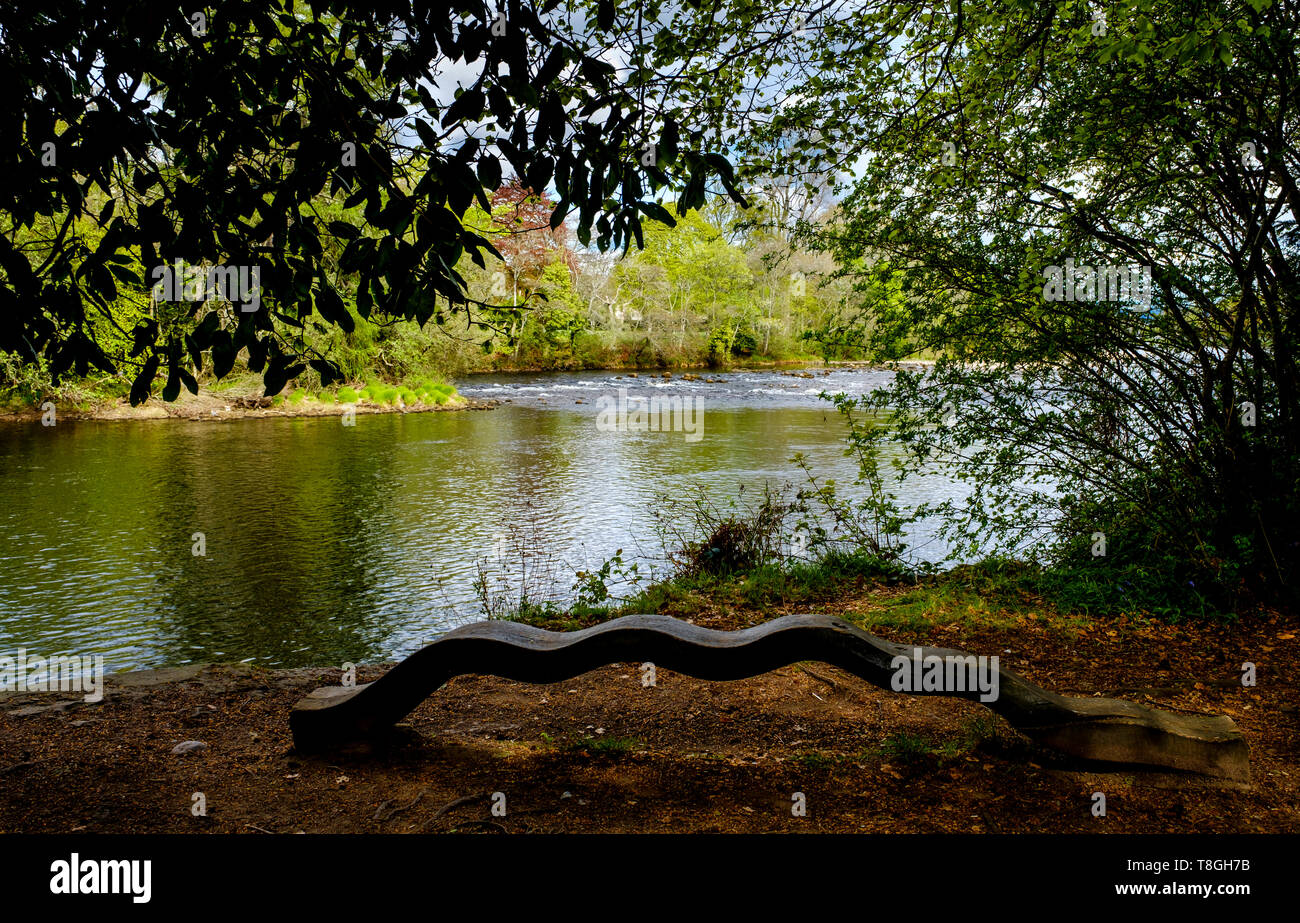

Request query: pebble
[{"left": 171, "top": 740, "right": 208, "bottom": 755}]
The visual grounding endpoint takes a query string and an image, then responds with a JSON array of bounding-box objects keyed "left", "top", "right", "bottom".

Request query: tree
[
  {"left": 614, "top": 203, "right": 752, "bottom": 354},
  {"left": 743, "top": 0, "right": 1300, "bottom": 610},
  {"left": 484, "top": 178, "right": 573, "bottom": 303},
  {"left": 0, "top": 0, "right": 750, "bottom": 401}
]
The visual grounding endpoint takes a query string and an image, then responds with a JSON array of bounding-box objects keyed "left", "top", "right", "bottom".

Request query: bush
[
  {"left": 731, "top": 326, "right": 759, "bottom": 357},
  {"left": 572, "top": 331, "right": 613, "bottom": 368},
  {"left": 651, "top": 483, "right": 799, "bottom": 578}
]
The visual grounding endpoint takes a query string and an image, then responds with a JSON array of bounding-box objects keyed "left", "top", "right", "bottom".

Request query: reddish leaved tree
[{"left": 488, "top": 178, "right": 576, "bottom": 299}]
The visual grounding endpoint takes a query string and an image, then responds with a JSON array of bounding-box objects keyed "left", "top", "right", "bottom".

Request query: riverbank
[
  {"left": 0, "top": 359, "right": 935, "bottom": 424},
  {"left": 0, "top": 380, "right": 491, "bottom": 424},
  {"left": 3, "top": 578, "right": 1295, "bottom": 834}
]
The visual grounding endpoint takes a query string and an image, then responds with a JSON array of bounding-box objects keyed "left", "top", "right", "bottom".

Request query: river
[{"left": 0, "top": 366, "right": 968, "bottom": 672}]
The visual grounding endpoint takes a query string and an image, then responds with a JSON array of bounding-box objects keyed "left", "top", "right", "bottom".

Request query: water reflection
[{"left": 0, "top": 368, "right": 969, "bottom": 671}]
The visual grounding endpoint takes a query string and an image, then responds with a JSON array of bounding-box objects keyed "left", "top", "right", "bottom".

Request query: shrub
[
  {"left": 731, "top": 326, "right": 759, "bottom": 357},
  {"left": 651, "top": 483, "right": 798, "bottom": 578}
]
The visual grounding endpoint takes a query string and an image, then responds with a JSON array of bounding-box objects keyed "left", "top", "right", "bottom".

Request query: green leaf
[
  {"left": 478, "top": 154, "right": 502, "bottom": 190},
  {"left": 413, "top": 118, "right": 439, "bottom": 149},
  {"left": 597, "top": 0, "right": 615, "bottom": 32},
  {"left": 328, "top": 221, "right": 360, "bottom": 239},
  {"left": 442, "top": 87, "right": 485, "bottom": 127},
  {"left": 130, "top": 355, "right": 159, "bottom": 406}
]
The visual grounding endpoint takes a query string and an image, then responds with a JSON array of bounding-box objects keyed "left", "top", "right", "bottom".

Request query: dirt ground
[{"left": 2, "top": 603, "right": 1296, "bottom": 834}]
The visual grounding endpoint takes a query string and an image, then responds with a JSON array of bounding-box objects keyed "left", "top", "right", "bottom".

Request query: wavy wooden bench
[{"left": 290, "top": 613, "right": 1249, "bottom": 780}]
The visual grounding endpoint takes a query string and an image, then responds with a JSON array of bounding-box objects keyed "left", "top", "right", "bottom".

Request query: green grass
[
  {"left": 792, "top": 750, "right": 838, "bottom": 770},
  {"left": 328, "top": 378, "right": 458, "bottom": 408},
  {"left": 421, "top": 381, "right": 457, "bottom": 403},
  {"left": 839, "top": 584, "right": 1035, "bottom": 633},
  {"left": 879, "top": 732, "right": 936, "bottom": 763},
  {"left": 491, "top": 548, "right": 1100, "bottom": 639},
  {"left": 878, "top": 716, "right": 1001, "bottom": 764},
  {"left": 844, "top": 560, "right": 1093, "bottom": 633},
  {"left": 618, "top": 580, "right": 705, "bottom": 619},
  {"left": 625, "top": 552, "right": 1094, "bottom": 634},
  {"left": 287, "top": 388, "right": 306, "bottom": 404},
  {"left": 562, "top": 735, "right": 643, "bottom": 755},
  {"left": 490, "top": 598, "right": 613, "bottom": 632},
  {"left": 616, "top": 548, "right": 913, "bottom": 620}
]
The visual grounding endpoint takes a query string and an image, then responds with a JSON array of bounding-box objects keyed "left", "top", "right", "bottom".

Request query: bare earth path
[{"left": 2, "top": 606, "right": 1295, "bottom": 834}]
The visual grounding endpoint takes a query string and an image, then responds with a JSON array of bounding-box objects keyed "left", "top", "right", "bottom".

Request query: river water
[{"left": 0, "top": 366, "right": 967, "bottom": 672}]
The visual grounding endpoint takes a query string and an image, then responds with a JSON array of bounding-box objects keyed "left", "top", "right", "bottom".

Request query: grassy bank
[
  {"left": 0, "top": 349, "right": 837, "bottom": 420},
  {"left": 0, "top": 368, "right": 471, "bottom": 422},
  {"left": 482, "top": 550, "right": 1255, "bottom": 636}
]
